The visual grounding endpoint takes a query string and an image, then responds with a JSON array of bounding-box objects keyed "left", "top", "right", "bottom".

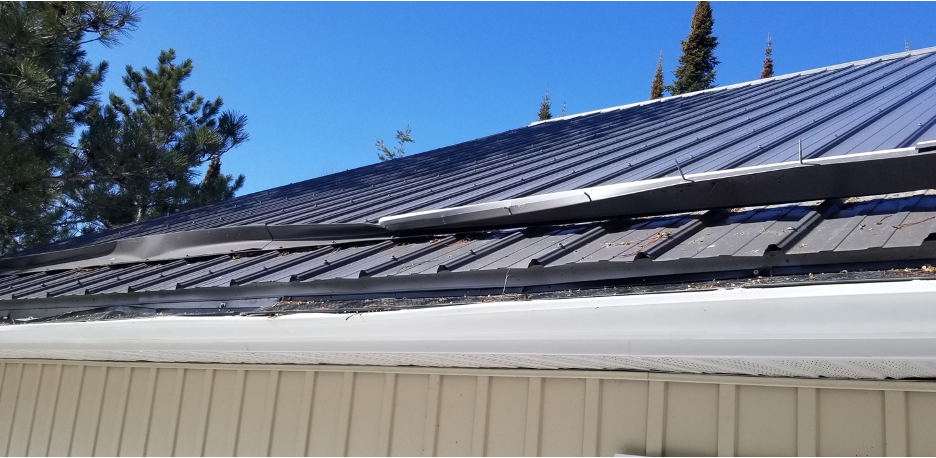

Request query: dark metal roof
[
  {"left": 7, "top": 144, "right": 936, "bottom": 275},
  {"left": 5, "top": 48, "right": 936, "bottom": 320},
  {"left": 18, "top": 268, "right": 936, "bottom": 324},
  {"left": 4, "top": 190, "right": 936, "bottom": 319},
  {"left": 378, "top": 143, "right": 936, "bottom": 231},
  {"left": 0, "top": 223, "right": 391, "bottom": 274},
  {"left": 17, "top": 47, "right": 936, "bottom": 256}
]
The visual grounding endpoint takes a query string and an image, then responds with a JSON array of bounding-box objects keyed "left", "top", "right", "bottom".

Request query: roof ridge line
[{"left": 532, "top": 45, "right": 936, "bottom": 126}]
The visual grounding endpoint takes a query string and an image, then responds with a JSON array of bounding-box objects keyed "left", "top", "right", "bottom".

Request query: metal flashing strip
[
  {"left": 5, "top": 143, "right": 936, "bottom": 275},
  {"left": 379, "top": 145, "right": 936, "bottom": 231},
  {"left": 0, "top": 223, "right": 391, "bottom": 275},
  {"left": 5, "top": 281, "right": 936, "bottom": 379}
]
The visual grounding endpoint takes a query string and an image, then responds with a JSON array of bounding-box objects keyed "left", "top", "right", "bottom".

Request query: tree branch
[{"left": 0, "top": 173, "right": 134, "bottom": 187}]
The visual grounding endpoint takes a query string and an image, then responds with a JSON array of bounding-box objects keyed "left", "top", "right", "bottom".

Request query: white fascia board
[{"left": 4, "top": 281, "right": 936, "bottom": 378}]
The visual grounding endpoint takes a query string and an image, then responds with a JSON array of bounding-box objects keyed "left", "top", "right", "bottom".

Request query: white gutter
[{"left": 4, "top": 281, "right": 936, "bottom": 379}]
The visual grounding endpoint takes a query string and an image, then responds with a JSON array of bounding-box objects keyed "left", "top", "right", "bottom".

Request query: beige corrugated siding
[{"left": 2, "top": 360, "right": 936, "bottom": 456}]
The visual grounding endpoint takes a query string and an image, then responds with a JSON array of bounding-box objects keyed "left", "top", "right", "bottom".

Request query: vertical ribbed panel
[
  {"left": 664, "top": 382, "right": 719, "bottom": 456},
  {"left": 906, "top": 392, "right": 936, "bottom": 456},
  {"left": 736, "top": 385, "right": 797, "bottom": 456},
  {"left": 5, "top": 360, "right": 936, "bottom": 456},
  {"left": 817, "top": 389, "right": 886, "bottom": 456}
]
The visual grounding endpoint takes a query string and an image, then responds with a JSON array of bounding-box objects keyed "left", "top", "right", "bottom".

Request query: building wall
[{"left": 1, "top": 359, "right": 934, "bottom": 457}]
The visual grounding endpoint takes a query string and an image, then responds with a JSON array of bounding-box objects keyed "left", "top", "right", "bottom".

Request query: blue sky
[{"left": 84, "top": 2, "right": 936, "bottom": 196}]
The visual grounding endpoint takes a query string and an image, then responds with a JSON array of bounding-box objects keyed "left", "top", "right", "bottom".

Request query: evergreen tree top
[
  {"left": 537, "top": 83, "right": 552, "bottom": 121},
  {"left": 669, "top": 1, "right": 719, "bottom": 96},
  {"left": 760, "top": 33, "right": 774, "bottom": 79},
  {"left": 650, "top": 51, "right": 665, "bottom": 100},
  {"left": 71, "top": 49, "right": 249, "bottom": 230}
]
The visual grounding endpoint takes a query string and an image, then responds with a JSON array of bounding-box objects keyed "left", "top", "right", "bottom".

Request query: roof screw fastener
[
  {"left": 753, "top": 269, "right": 760, "bottom": 275},
  {"left": 219, "top": 303, "right": 226, "bottom": 310}
]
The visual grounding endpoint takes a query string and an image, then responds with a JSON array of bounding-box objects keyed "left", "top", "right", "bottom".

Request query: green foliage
[
  {"left": 669, "top": 1, "right": 719, "bottom": 95},
  {"left": 760, "top": 33, "right": 774, "bottom": 79},
  {"left": 375, "top": 125, "right": 414, "bottom": 161},
  {"left": 0, "top": 3, "right": 247, "bottom": 254},
  {"left": 537, "top": 83, "right": 552, "bottom": 121},
  {"left": 650, "top": 51, "right": 665, "bottom": 99},
  {"left": 0, "top": 1, "right": 140, "bottom": 254},
  {"left": 66, "top": 49, "right": 248, "bottom": 230}
]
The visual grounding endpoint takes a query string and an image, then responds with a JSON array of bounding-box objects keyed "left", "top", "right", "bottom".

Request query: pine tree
[
  {"left": 537, "top": 84, "right": 552, "bottom": 121},
  {"left": 0, "top": 2, "right": 140, "bottom": 254},
  {"left": 650, "top": 51, "right": 665, "bottom": 99},
  {"left": 65, "top": 49, "right": 248, "bottom": 230},
  {"left": 375, "top": 125, "right": 414, "bottom": 161},
  {"left": 760, "top": 33, "right": 774, "bottom": 79},
  {"left": 669, "top": 1, "right": 719, "bottom": 95}
]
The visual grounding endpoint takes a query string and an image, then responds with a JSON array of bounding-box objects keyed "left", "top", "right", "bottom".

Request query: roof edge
[{"left": 531, "top": 45, "right": 936, "bottom": 126}]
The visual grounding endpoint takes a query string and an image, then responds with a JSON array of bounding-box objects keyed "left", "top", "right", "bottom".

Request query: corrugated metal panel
[
  {"left": 16, "top": 49, "right": 936, "bottom": 257},
  {"left": 2, "top": 359, "right": 936, "bottom": 456},
  {"left": 4, "top": 192, "right": 936, "bottom": 304}
]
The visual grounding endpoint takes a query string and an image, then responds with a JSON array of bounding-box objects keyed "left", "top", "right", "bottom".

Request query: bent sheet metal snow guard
[{"left": 3, "top": 142, "right": 936, "bottom": 274}]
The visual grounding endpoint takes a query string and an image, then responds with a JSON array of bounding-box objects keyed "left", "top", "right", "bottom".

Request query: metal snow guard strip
[
  {"left": 0, "top": 223, "right": 391, "bottom": 274},
  {"left": 5, "top": 141, "right": 936, "bottom": 275},
  {"left": 379, "top": 142, "right": 936, "bottom": 231}
]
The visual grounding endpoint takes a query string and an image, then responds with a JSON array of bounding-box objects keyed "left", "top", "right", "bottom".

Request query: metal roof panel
[
  {"left": 8, "top": 49, "right": 935, "bottom": 258},
  {"left": 4, "top": 49, "right": 936, "bottom": 310}
]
